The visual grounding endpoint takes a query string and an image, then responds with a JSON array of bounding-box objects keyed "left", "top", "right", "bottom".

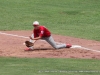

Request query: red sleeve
[{"left": 33, "top": 29, "right": 37, "bottom": 38}]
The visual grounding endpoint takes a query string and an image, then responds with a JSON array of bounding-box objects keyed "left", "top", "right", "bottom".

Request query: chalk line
[
  {"left": 79, "top": 47, "right": 100, "bottom": 53},
  {"left": 0, "top": 32, "right": 28, "bottom": 38},
  {"left": 0, "top": 32, "right": 100, "bottom": 53}
]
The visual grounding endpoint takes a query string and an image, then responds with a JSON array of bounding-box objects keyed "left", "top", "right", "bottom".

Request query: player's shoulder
[
  {"left": 40, "top": 25, "right": 44, "bottom": 27},
  {"left": 40, "top": 25, "right": 46, "bottom": 28}
]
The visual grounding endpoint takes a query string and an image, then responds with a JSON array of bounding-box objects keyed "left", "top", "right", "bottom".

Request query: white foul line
[
  {"left": 0, "top": 32, "right": 100, "bottom": 53},
  {"left": 0, "top": 32, "right": 28, "bottom": 38},
  {"left": 79, "top": 47, "right": 100, "bottom": 53}
]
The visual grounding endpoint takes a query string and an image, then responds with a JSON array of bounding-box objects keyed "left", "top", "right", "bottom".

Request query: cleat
[
  {"left": 66, "top": 44, "right": 72, "bottom": 48},
  {"left": 24, "top": 47, "right": 33, "bottom": 51}
]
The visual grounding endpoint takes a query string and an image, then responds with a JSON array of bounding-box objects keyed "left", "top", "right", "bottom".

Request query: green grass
[
  {"left": 0, "top": 0, "right": 100, "bottom": 75},
  {"left": 0, "top": 0, "right": 100, "bottom": 40},
  {"left": 0, "top": 57, "right": 100, "bottom": 75}
]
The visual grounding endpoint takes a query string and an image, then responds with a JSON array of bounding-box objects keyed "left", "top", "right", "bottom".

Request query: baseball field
[{"left": 0, "top": 0, "right": 100, "bottom": 75}]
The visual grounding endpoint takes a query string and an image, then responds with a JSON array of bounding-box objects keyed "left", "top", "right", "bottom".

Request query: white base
[{"left": 71, "top": 45, "right": 82, "bottom": 48}]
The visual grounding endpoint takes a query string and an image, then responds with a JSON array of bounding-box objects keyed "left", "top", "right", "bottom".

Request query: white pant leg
[{"left": 42, "top": 36, "right": 66, "bottom": 49}]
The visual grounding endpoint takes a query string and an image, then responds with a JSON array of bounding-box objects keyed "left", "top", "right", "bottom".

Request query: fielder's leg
[{"left": 42, "top": 36, "right": 66, "bottom": 49}]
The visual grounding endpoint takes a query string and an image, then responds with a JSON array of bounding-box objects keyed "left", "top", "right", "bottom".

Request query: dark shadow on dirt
[{"left": 24, "top": 48, "right": 55, "bottom": 51}]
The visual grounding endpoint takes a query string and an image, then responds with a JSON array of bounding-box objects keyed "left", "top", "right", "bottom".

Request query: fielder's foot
[
  {"left": 24, "top": 47, "right": 33, "bottom": 51},
  {"left": 66, "top": 44, "right": 72, "bottom": 48}
]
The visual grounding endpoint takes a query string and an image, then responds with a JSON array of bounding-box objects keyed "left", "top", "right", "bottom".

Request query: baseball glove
[{"left": 25, "top": 41, "right": 34, "bottom": 47}]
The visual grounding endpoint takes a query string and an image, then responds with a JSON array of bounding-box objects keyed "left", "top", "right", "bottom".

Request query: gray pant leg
[{"left": 42, "top": 36, "right": 66, "bottom": 49}]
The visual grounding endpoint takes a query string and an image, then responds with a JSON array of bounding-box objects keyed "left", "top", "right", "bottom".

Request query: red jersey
[{"left": 33, "top": 26, "right": 51, "bottom": 38}]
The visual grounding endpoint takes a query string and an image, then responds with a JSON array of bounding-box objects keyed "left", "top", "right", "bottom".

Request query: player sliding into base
[{"left": 24, "top": 21, "right": 72, "bottom": 51}]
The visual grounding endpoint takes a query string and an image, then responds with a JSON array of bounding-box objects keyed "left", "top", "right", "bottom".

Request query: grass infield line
[{"left": 0, "top": 31, "right": 100, "bottom": 53}]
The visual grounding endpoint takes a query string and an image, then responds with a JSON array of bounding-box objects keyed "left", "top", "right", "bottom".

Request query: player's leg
[{"left": 42, "top": 36, "right": 66, "bottom": 49}]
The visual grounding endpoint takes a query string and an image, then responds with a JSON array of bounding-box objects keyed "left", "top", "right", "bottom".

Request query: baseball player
[{"left": 24, "top": 21, "right": 72, "bottom": 51}]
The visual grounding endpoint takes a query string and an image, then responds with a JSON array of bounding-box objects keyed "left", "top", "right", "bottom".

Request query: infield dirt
[{"left": 0, "top": 31, "right": 100, "bottom": 59}]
